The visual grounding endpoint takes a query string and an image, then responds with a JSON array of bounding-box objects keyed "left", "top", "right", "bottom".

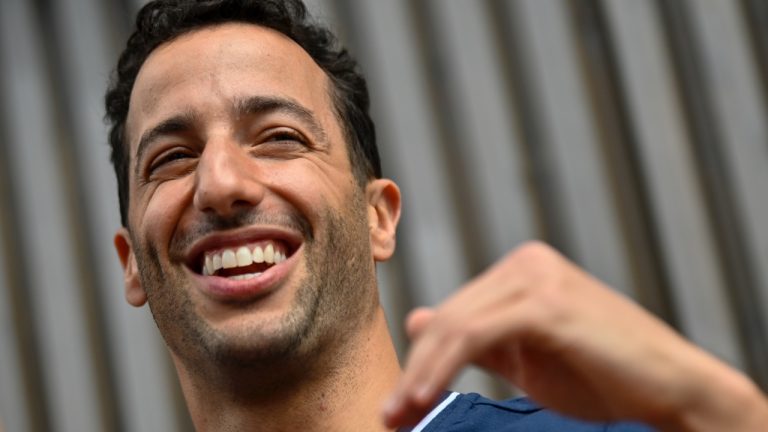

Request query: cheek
[
  {"left": 135, "top": 178, "right": 194, "bottom": 247},
  {"left": 266, "top": 158, "right": 356, "bottom": 214}
]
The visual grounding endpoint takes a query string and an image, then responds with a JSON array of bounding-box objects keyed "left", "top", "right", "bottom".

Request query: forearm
[{"left": 658, "top": 360, "right": 768, "bottom": 432}]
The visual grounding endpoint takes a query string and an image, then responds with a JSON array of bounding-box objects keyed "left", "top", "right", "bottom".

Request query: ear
[
  {"left": 366, "top": 179, "right": 401, "bottom": 262},
  {"left": 114, "top": 227, "right": 147, "bottom": 307}
]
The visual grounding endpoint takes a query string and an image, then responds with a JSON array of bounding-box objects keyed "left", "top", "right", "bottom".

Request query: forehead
[{"left": 126, "top": 23, "right": 335, "bottom": 149}]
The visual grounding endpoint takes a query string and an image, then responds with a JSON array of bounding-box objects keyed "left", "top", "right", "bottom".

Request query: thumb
[{"left": 405, "top": 307, "right": 436, "bottom": 340}]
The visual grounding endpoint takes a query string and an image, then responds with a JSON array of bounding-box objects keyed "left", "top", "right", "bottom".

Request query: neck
[{"left": 174, "top": 307, "right": 401, "bottom": 432}]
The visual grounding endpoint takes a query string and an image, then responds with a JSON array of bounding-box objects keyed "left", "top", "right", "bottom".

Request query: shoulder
[{"left": 420, "top": 393, "right": 656, "bottom": 432}]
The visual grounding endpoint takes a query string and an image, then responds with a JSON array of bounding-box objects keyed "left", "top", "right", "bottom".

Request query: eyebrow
[
  {"left": 133, "top": 96, "right": 328, "bottom": 177},
  {"left": 232, "top": 95, "right": 328, "bottom": 144}
]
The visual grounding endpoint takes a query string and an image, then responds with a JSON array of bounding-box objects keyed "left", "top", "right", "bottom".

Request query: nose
[{"left": 193, "top": 140, "right": 265, "bottom": 216}]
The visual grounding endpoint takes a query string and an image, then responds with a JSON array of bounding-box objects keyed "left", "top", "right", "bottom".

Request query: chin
[{"left": 178, "top": 302, "right": 317, "bottom": 369}]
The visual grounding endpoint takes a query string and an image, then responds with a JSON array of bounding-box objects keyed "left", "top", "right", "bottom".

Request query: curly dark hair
[{"left": 105, "top": 0, "right": 380, "bottom": 227}]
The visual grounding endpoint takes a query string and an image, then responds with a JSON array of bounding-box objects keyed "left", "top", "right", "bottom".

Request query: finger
[
  {"left": 387, "top": 303, "right": 537, "bottom": 426},
  {"left": 383, "top": 317, "right": 476, "bottom": 428},
  {"left": 383, "top": 337, "right": 466, "bottom": 427},
  {"left": 405, "top": 307, "right": 436, "bottom": 340}
]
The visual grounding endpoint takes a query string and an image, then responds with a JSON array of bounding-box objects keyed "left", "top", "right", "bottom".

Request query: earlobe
[
  {"left": 366, "top": 179, "right": 402, "bottom": 262},
  {"left": 114, "top": 228, "right": 147, "bottom": 307}
]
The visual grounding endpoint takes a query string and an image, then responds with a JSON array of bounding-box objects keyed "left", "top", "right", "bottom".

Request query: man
[{"left": 105, "top": 0, "right": 768, "bottom": 430}]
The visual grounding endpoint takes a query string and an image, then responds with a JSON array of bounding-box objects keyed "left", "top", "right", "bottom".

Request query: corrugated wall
[{"left": 0, "top": 0, "right": 766, "bottom": 430}]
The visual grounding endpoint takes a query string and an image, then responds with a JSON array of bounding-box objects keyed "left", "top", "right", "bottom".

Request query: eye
[
  {"left": 264, "top": 129, "right": 308, "bottom": 146},
  {"left": 149, "top": 148, "right": 194, "bottom": 173}
]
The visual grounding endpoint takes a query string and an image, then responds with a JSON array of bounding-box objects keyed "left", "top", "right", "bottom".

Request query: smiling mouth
[{"left": 195, "top": 240, "right": 295, "bottom": 281}]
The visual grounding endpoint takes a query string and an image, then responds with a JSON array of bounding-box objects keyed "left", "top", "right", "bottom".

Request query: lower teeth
[{"left": 228, "top": 272, "right": 262, "bottom": 281}]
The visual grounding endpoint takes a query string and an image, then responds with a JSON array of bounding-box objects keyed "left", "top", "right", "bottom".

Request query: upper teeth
[{"left": 202, "top": 243, "right": 287, "bottom": 276}]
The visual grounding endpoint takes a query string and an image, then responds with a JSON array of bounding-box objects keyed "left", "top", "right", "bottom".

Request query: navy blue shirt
[{"left": 408, "top": 393, "right": 655, "bottom": 432}]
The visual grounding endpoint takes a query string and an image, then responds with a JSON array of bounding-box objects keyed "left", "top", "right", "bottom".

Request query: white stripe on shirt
[{"left": 410, "top": 392, "right": 460, "bottom": 432}]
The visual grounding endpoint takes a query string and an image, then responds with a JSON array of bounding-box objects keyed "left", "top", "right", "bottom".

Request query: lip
[
  {"left": 184, "top": 226, "right": 304, "bottom": 302},
  {"left": 190, "top": 248, "right": 300, "bottom": 302},
  {"left": 184, "top": 226, "right": 303, "bottom": 268}
]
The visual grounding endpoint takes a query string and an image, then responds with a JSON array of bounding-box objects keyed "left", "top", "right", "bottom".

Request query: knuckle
[
  {"left": 404, "top": 391, "right": 430, "bottom": 410},
  {"left": 513, "top": 240, "right": 558, "bottom": 264}
]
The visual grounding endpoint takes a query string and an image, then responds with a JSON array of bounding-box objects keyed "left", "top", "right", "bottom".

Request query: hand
[{"left": 382, "top": 241, "right": 768, "bottom": 431}]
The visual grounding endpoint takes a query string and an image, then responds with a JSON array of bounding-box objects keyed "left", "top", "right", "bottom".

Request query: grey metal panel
[
  {"left": 0, "top": 229, "right": 30, "bottom": 432},
  {"left": 685, "top": 0, "right": 768, "bottom": 334},
  {"left": 305, "top": 0, "right": 339, "bottom": 29},
  {"left": 1, "top": 0, "right": 767, "bottom": 428},
  {"left": 0, "top": 0, "right": 103, "bottom": 430},
  {"left": 423, "top": 0, "right": 537, "bottom": 262},
  {"left": 347, "top": 0, "right": 498, "bottom": 396},
  {"left": 130, "top": 0, "right": 149, "bottom": 12},
  {"left": 510, "top": 0, "right": 634, "bottom": 295},
  {"left": 347, "top": 0, "right": 469, "bottom": 305},
  {"left": 308, "top": 0, "right": 413, "bottom": 364},
  {"left": 376, "top": 260, "right": 411, "bottom": 360},
  {"left": 603, "top": 0, "right": 743, "bottom": 367},
  {"left": 49, "top": 0, "right": 186, "bottom": 430}
]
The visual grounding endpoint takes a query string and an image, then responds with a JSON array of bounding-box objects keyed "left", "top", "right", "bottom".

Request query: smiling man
[
  {"left": 105, "top": 1, "right": 768, "bottom": 431},
  {"left": 109, "top": 8, "right": 402, "bottom": 430}
]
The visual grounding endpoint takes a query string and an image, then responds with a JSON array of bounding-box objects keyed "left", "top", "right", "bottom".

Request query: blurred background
[{"left": 1, "top": 0, "right": 767, "bottom": 430}]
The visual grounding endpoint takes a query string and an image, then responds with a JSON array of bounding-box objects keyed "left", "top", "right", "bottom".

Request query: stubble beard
[{"left": 133, "top": 192, "right": 377, "bottom": 387}]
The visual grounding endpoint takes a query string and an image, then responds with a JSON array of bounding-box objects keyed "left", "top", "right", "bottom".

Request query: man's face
[{"left": 115, "top": 23, "right": 395, "bottom": 370}]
